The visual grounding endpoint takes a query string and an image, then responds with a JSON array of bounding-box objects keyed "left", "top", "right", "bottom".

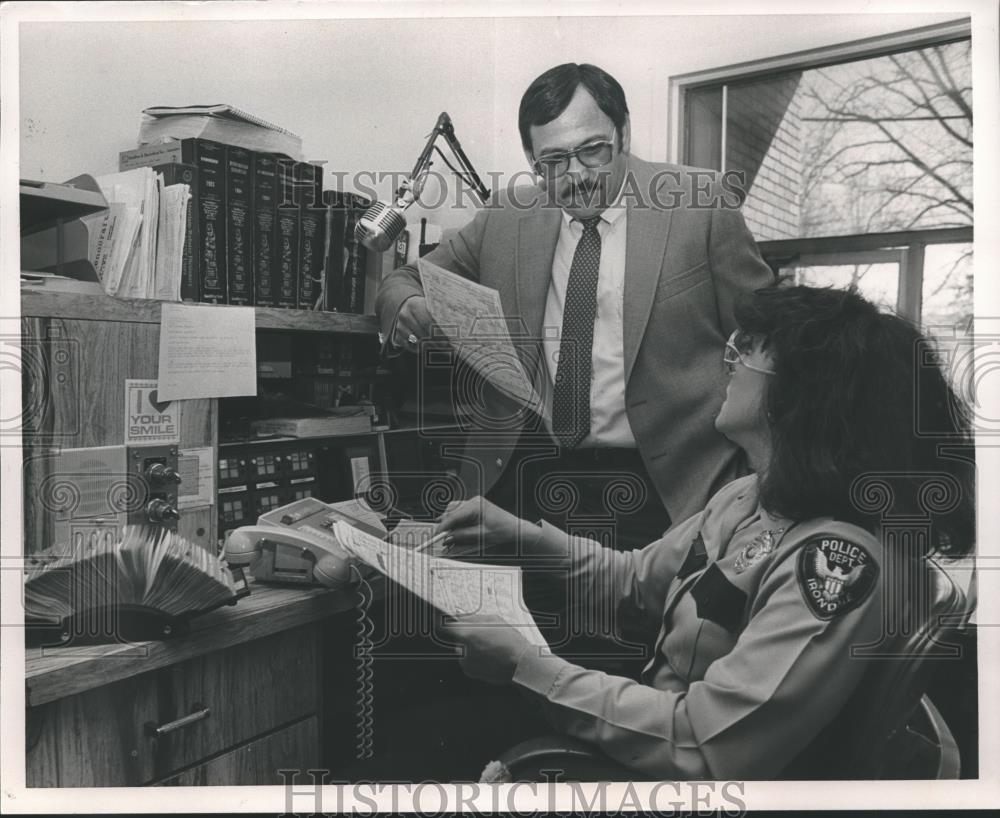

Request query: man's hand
[
  {"left": 433, "top": 497, "right": 538, "bottom": 555},
  {"left": 437, "top": 613, "right": 536, "bottom": 685},
  {"left": 392, "top": 295, "right": 434, "bottom": 350}
]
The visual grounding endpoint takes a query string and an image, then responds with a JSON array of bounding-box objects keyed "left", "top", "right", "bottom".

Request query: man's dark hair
[
  {"left": 518, "top": 63, "right": 629, "bottom": 154},
  {"left": 734, "top": 284, "right": 975, "bottom": 556}
]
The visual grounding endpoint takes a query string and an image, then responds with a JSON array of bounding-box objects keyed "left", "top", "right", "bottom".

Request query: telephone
[{"left": 224, "top": 497, "right": 385, "bottom": 590}]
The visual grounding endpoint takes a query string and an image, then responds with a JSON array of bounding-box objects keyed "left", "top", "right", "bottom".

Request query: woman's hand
[
  {"left": 437, "top": 613, "right": 536, "bottom": 685},
  {"left": 433, "top": 497, "right": 535, "bottom": 554}
]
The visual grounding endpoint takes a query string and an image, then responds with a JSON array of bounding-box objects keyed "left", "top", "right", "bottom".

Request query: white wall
[{"left": 19, "top": 12, "right": 964, "bottom": 237}]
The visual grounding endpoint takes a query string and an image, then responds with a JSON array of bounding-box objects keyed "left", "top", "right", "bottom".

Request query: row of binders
[{"left": 114, "top": 140, "right": 372, "bottom": 312}]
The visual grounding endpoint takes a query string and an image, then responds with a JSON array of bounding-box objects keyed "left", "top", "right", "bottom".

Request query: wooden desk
[{"left": 26, "top": 583, "right": 361, "bottom": 787}]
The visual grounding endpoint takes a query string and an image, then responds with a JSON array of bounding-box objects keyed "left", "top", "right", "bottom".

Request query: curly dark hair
[
  {"left": 734, "top": 284, "right": 975, "bottom": 556},
  {"left": 518, "top": 63, "right": 629, "bottom": 155}
]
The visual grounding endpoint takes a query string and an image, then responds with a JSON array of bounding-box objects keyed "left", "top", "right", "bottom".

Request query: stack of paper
[
  {"left": 139, "top": 104, "right": 303, "bottom": 158},
  {"left": 87, "top": 200, "right": 142, "bottom": 294},
  {"left": 153, "top": 182, "right": 190, "bottom": 301},
  {"left": 93, "top": 168, "right": 159, "bottom": 298},
  {"left": 83, "top": 167, "right": 190, "bottom": 300}
]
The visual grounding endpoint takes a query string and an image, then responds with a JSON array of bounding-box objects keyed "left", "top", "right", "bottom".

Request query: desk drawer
[
  {"left": 27, "top": 623, "right": 322, "bottom": 786},
  {"left": 154, "top": 624, "right": 320, "bottom": 773},
  {"left": 158, "top": 716, "right": 318, "bottom": 786}
]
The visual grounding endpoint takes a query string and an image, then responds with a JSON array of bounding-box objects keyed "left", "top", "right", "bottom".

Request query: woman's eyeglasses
[
  {"left": 532, "top": 134, "right": 616, "bottom": 179},
  {"left": 724, "top": 330, "right": 776, "bottom": 376}
]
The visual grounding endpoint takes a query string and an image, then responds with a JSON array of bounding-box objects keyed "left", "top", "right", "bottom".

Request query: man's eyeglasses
[
  {"left": 532, "top": 134, "right": 616, "bottom": 179},
  {"left": 724, "top": 330, "right": 776, "bottom": 376}
]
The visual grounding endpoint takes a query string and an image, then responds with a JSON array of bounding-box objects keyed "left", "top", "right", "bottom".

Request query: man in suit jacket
[{"left": 376, "top": 63, "right": 774, "bottom": 553}]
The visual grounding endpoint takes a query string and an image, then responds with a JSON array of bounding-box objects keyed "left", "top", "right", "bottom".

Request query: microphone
[
  {"left": 354, "top": 112, "right": 489, "bottom": 253},
  {"left": 355, "top": 199, "right": 408, "bottom": 252}
]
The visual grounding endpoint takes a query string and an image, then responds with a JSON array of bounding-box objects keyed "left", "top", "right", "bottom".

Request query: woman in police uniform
[{"left": 434, "top": 284, "right": 975, "bottom": 780}]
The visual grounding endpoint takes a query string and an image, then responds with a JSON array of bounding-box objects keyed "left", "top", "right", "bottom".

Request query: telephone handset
[
  {"left": 224, "top": 496, "right": 385, "bottom": 590},
  {"left": 224, "top": 525, "right": 358, "bottom": 590}
]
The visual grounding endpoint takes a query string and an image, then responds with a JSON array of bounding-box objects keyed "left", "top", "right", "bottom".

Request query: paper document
[
  {"left": 418, "top": 258, "right": 543, "bottom": 411},
  {"left": 387, "top": 519, "right": 439, "bottom": 550},
  {"left": 334, "top": 521, "right": 548, "bottom": 648},
  {"left": 154, "top": 181, "right": 190, "bottom": 301},
  {"left": 157, "top": 303, "right": 257, "bottom": 400},
  {"left": 95, "top": 168, "right": 160, "bottom": 299}
]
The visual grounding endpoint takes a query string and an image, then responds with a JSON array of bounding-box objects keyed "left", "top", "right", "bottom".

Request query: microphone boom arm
[
  {"left": 395, "top": 112, "right": 490, "bottom": 207},
  {"left": 357, "top": 112, "right": 490, "bottom": 254},
  {"left": 436, "top": 113, "right": 491, "bottom": 204}
]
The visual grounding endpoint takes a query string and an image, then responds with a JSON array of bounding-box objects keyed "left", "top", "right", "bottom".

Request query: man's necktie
[{"left": 552, "top": 216, "right": 602, "bottom": 449}]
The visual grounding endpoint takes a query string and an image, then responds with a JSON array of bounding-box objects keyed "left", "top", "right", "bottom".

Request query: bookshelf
[
  {"left": 21, "top": 285, "right": 380, "bottom": 335},
  {"left": 20, "top": 284, "right": 382, "bottom": 558}
]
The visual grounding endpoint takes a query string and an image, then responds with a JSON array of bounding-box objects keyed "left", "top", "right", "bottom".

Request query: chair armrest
[
  {"left": 486, "top": 734, "right": 642, "bottom": 782},
  {"left": 919, "top": 695, "right": 961, "bottom": 779}
]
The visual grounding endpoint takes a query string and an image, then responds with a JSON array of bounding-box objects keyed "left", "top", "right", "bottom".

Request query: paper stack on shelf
[
  {"left": 139, "top": 103, "right": 303, "bottom": 158},
  {"left": 79, "top": 168, "right": 191, "bottom": 300},
  {"left": 93, "top": 168, "right": 160, "bottom": 298},
  {"left": 153, "top": 182, "right": 191, "bottom": 301},
  {"left": 86, "top": 199, "right": 142, "bottom": 295}
]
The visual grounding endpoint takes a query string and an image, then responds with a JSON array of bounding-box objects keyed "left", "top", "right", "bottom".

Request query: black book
[
  {"left": 193, "top": 140, "right": 227, "bottom": 303},
  {"left": 298, "top": 204, "right": 325, "bottom": 311},
  {"left": 252, "top": 154, "right": 278, "bottom": 307},
  {"left": 272, "top": 157, "right": 323, "bottom": 209},
  {"left": 293, "top": 162, "right": 325, "bottom": 310},
  {"left": 341, "top": 192, "right": 371, "bottom": 314},
  {"left": 152, "top": 162, "right": 199, "bottom": 302},
  {"left": 275, "top": 205, "right": 299, "bottom": 309},
  {"left": 226, "top": 147, "right": 254, "bottom": 305},
  {"left": 321, "top": 190, "right": 347, "bottom": 312}
]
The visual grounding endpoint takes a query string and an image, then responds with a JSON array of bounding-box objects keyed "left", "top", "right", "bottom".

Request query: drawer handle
[{"left": 146, "top": 706, "right": 211, "bottom": 737}]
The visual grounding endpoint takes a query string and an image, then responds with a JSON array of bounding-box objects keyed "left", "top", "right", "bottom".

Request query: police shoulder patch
[{"left": 796, "top": 535, "right": 879, "bottom": 620}]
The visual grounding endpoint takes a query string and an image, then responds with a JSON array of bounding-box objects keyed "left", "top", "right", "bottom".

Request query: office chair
[{"left": 483, "top": 557, "right": 970, "bottom": 782}]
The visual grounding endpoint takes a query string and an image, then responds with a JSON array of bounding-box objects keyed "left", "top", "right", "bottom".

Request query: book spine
[
  {"left": 321, "top": 190, "right": 346, "bottom": 312},
  {"left": 226, "top": 147, "right": 254, "bottom": 305},
  {"left": 298, "top": 205, "right": 324, "bottom": 311},
  {"left": 273, "top": 154, "right": 296, "bottom": 209},
  {"left": 195, "top": 140, "right": 228, "bottom": 303},
  {"left": 119, "top": 141, "right": 191, "bottom": 172},
  {"left": 296, "top": 161, "right": 324, "bottom": 209},
  {"left": 273, "top": 157, "right": 323, "bottom": 209},
  {"left": 152, "top": 162, "right": 200, "bottom": 302},
  {"left": 341, "top": 193, "right": 370, "bottom": 314},
  {"left": 253, "top": 154, "right": 278, "bottom": 307},
  {"left": 275, "top": 205, "right": 300, "bottom": 309}
]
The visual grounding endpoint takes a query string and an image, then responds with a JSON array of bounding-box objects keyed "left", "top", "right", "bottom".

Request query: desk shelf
[
  {"left": 21, "top": 285, "right": 379, "bottom": 335},
  {"left": 25, "top": 582, "right": 358, "bottom": 707}
]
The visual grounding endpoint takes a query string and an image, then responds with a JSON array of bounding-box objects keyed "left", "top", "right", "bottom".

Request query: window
[{"left": 674, "top": 20, "right": 972, "bottom": 338}]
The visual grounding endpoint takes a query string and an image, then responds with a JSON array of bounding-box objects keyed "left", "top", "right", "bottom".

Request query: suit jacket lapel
[
  {"left": 623, "top": 160, "right": 672, "bottom": 384},
  {"left": 515, "top": 207, "right": 561, "bottom": 386}
]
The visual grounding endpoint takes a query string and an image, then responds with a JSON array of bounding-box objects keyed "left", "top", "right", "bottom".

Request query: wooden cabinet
[
  {"left": 158, "top": 718, "right": 319, "bottom": 786},
  {"left": 26, "top": 664, "right": 160, "bottom": 787},
  {"left": 25, "top": 584, "right": 357, "bottom": 788}
]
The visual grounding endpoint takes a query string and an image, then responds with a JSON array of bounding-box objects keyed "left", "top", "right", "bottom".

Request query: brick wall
[{"left": 725, "top": 74, "right": 803, "bottom": 240}]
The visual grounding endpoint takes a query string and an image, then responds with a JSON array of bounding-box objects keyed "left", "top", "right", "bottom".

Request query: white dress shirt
[{"left": 542, "top": 190, "right": 634, "bottom": 448}]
